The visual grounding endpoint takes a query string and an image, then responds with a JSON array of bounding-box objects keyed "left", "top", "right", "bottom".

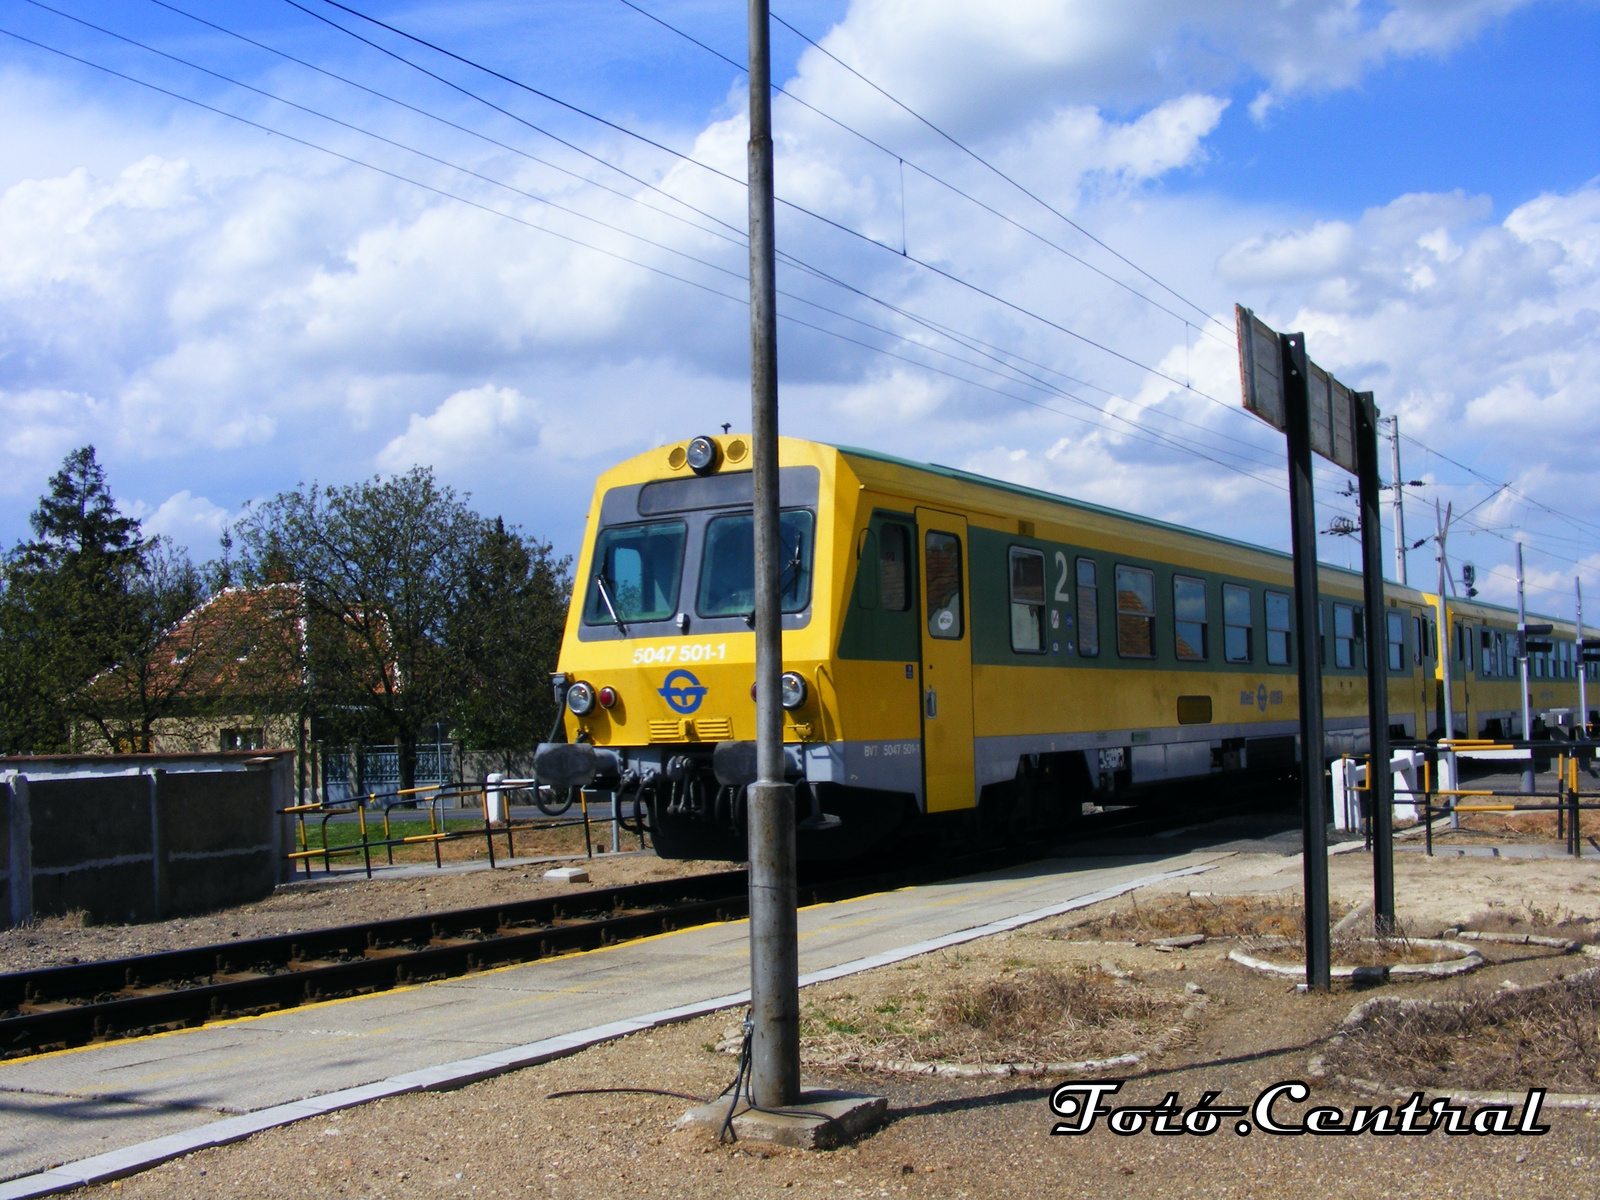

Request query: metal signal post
[
  {"left": 1354, "top": 394, "right": 1395, "bottom": 931},
  {"left": 1280, "top": 331, "right": 1332, "bottom": 991},
  {"left": 745, "top": 0, "right": 801, "bottom": 1109}
]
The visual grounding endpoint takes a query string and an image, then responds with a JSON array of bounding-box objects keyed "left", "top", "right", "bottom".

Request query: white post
[
  {"left": 1518, "top": 543, "right": 1535, "bottom": 794},
  {"left": 1435, "top": 502, "right": 1458, "bottom": 809},
  {"left": 1579, "top": 578, "right": 1589, "bottom": 740}
]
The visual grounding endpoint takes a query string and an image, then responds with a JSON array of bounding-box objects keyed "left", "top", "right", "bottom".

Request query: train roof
[
  {"left": 830, "top": 443, "right": 1591, "bottom": 629},
  {"left": 835, "top": 442, "right": 1379, "bottom": 581}
]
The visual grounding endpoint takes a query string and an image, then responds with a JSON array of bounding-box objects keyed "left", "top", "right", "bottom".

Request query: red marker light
[{"left": 597, "top": 686, "right": 617, "bottom": 709}]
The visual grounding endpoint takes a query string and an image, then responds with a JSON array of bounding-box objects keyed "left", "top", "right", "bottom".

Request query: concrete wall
[{"left": 1, "top": 752, "right": 294, "bottom": 928}]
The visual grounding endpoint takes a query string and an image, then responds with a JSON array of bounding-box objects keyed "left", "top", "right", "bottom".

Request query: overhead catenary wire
[
  {"left": 0, "top": 8, "right": 1398, "bottom": 537},
  {"left": 48, "top": 0, "right": 1297, "bottom": 483},
  {"left": 612, "top": 0, "right": 1232, "bottom": 344},
  {"left": 26, "top": 0, "right": 762, "bottom": 285},
  {"left": 1, "top": 22, "right": 1316, "bottom": 507},
  {"left": 0, "top": 16, "right": 1565, "bottom": 573},
  {"left": 767, "top": 7, "right": 1232, "bottom": 338},
  {"left": 32, "top": 0, "right": 1277, "bottom": 477},
  {"left": 139, "top": 0, "right": 748, "bottom": 250},
  {"left": 299, "top": 0, "right": 1248, "bottom": 411},
  {"left": 137, "top": 0, "right": 1290, "bottom": 475},
  {"left": 1403, "top": 430, "right": 1600, "bottom": 544},
  {"left": 6, "top": 12, "right": 1392, "bottom": 550}
]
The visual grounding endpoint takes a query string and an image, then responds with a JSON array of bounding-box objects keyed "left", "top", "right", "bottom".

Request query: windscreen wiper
[
  {"left": 778, "top": 537, "right": 804, "bottom": 595},
  {"left": 745, "top": 537, "right": 804, "bottom": 627},
  {"left": 594, "top": 572, "right": 628, "bottom": 634}
]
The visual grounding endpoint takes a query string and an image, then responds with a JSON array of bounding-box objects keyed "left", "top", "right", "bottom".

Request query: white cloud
[
  {"left": 1219, "top": 221, "right": 1358, "bottom": 286},
  {"left": 801, "top": 0, "right": 1536, "bottom": 134},
  {"left": 0, "top": 0, "right": 1589, "bottom": 617},
  {"left": 1215, "top": 178, "right": 1600, "bottom": 606},
  {"left": 376, "top": 384, "right": 543, "bottom": 475},
  {"left": 134, "top": 490, "right": 231, "bottom": 551}
]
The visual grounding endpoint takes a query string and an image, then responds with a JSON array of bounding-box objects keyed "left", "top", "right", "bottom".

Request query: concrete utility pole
[
  {"left": 745, "top": 0, "right": 800, "bottom": 1110},
  {"left": 1387, "top": 417, "right": 1407, "bottom": 586}
]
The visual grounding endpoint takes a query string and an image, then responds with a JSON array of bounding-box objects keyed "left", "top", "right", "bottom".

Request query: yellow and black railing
[{"left": 281, "top": 780, "right": 647, "bottom": 878}]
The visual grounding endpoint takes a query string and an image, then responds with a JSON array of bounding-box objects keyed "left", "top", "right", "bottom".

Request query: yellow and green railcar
[
  {"left": 1419, "top": 594, "right": 1592, "bottom": 740},
  {"left": 533, "top": 434, "right": 1587, "bottom": 859}
]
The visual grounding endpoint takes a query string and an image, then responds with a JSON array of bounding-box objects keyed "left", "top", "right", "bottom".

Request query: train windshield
[
  {"left": 583, "top": 520, "right": 686, "bottom": 626},
  {"left": 696, "top": 509, "right": 814, "bottom": 617}
]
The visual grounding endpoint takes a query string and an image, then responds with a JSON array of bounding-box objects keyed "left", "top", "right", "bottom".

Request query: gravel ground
[
  {"left": 0, "top": 854, "right": 731, "bottom": 974},
  {"left": 73, "top": 848, "right": 1600, "bottom": 1200}
]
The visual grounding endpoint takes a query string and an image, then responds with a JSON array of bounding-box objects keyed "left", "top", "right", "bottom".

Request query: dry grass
[
  {"left": 1324, "top": 975, "right": 1600, "bottom": 1093},
  {"left": 1460, "top": 903, "right": 1599, "bottom": 943},
  {"left": 1048, "top": 893, "right": 1350, "bottom": 942},
  {"left": 797, "top": 957, "right": 1190, "bottom": 1066}
]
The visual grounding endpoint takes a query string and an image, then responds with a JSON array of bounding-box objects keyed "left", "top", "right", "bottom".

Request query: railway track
[{"left": 0, "top": 788, "right": 1291, "bottom": 1060}]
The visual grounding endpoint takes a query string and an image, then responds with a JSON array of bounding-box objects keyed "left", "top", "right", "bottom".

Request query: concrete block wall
[{"left": 1, "top": 752, "right": 295, "bottom": 928}]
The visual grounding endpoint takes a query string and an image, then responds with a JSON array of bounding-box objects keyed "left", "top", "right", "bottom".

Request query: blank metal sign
[{"left": 1235, "top": 304, "right": 1360, "bottom": 475}]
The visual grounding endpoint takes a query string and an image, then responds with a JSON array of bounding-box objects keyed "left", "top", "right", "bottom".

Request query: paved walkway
[{"left": 0, "top": 848, "right": 1227, "bottom": 1185}]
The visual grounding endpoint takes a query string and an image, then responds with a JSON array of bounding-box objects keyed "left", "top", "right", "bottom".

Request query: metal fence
[{"left": 323, "top": 743, "right": 454, "bottom": 804}]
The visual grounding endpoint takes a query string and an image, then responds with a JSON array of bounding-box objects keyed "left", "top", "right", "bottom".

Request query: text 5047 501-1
[{"left": 631, "top": 643, "right": 728, "bottom": 666}]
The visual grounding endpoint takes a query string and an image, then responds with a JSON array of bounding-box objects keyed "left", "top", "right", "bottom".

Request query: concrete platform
[{"left": 0, "top": 847, "right": 1228, "bottom": 1188}]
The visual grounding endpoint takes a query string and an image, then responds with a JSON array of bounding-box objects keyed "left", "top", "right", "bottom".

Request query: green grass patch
[{"left": 295, "top": 816, "right": 486, "bottom": 851}]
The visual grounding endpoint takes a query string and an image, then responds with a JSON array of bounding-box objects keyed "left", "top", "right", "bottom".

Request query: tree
[
  {"left": 0, "top": 447, "right": 210, "bottom": 753},
  {"left": 448, "top": 518, "right": 572, "bottom": 768},
  {"left": 232, "top": 468, "right": 488, "bottom": 791}
]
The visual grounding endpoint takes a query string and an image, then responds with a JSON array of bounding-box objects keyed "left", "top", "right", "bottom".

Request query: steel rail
[{"left": 0, "top": 788, "right": 1291, "bottom": 1059}]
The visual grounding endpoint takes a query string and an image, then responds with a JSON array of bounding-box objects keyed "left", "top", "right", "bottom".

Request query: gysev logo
[{"left": 658, "top": 669, "right": 708, "bottom": 715}]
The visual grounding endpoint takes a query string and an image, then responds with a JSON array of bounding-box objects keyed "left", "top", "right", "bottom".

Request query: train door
[
  {"left": 1408, "top": 608, "right": 1431, "bottom": 734},
  {"left": 915, "top": 509, "right": 975, "bottom": 813}
]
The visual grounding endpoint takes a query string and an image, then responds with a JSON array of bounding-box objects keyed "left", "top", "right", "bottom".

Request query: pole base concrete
[{"left": 678, "top": 1089, "right": 887, "bottom": 1149}]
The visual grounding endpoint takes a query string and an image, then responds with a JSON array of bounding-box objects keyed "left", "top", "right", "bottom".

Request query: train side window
[
  {"left": 1223, "top": 583, "right": 1252, "bottom": 663},
  {"left": 1333, "top": 603, "right": 1355, "bottom": 670},
  {"left": 1480, "top": 628, "right": 1495, "bottom": 676},
  {"left": 1413, "top": 615, "right": 1424, "bottom": 665},
  {"left": 1115, "top": 565, "right": 1155, "bottom": 658},
  {"left": 1387, "top": 611, "right": 1406, "bottom": 673},
  {"left": 1265, "top": 590, "right": 1291, "bottom": 666},
  {"left": 924, "top": 531, "right": 964, "bottom": 640},
  {"left": 1076, "top": 558, "right": 1100, "bottom": 658},
  {"left": 879, "top": 524, "right": 910, "bottom": 612},
  {"left": 1173, "top": 575, "right": 1208, "bottom": 661},
  {"left": 1008, "top": 547, "right": 1047, "bottom": 654}
]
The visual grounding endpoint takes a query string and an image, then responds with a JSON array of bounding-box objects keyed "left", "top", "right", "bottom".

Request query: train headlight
[
  {"left": 780, "top": 672, "right": 808, "bottom": 710},
  {"left": 686, "top": 435, "right": 720, "bottom": 475},
  {"left": 597, "top": 685, "right": 618, "bottom": 710},
  {"left": 566, "top": 680, "right": 597, "bottom": 715},
  {"left": 748, "top": 674, "right": 809, "bottom": 710}
]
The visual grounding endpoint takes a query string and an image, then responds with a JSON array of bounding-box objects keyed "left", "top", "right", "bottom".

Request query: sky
[{"left": 0, "top": 0, "right": 1597, "bottom": 617}]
